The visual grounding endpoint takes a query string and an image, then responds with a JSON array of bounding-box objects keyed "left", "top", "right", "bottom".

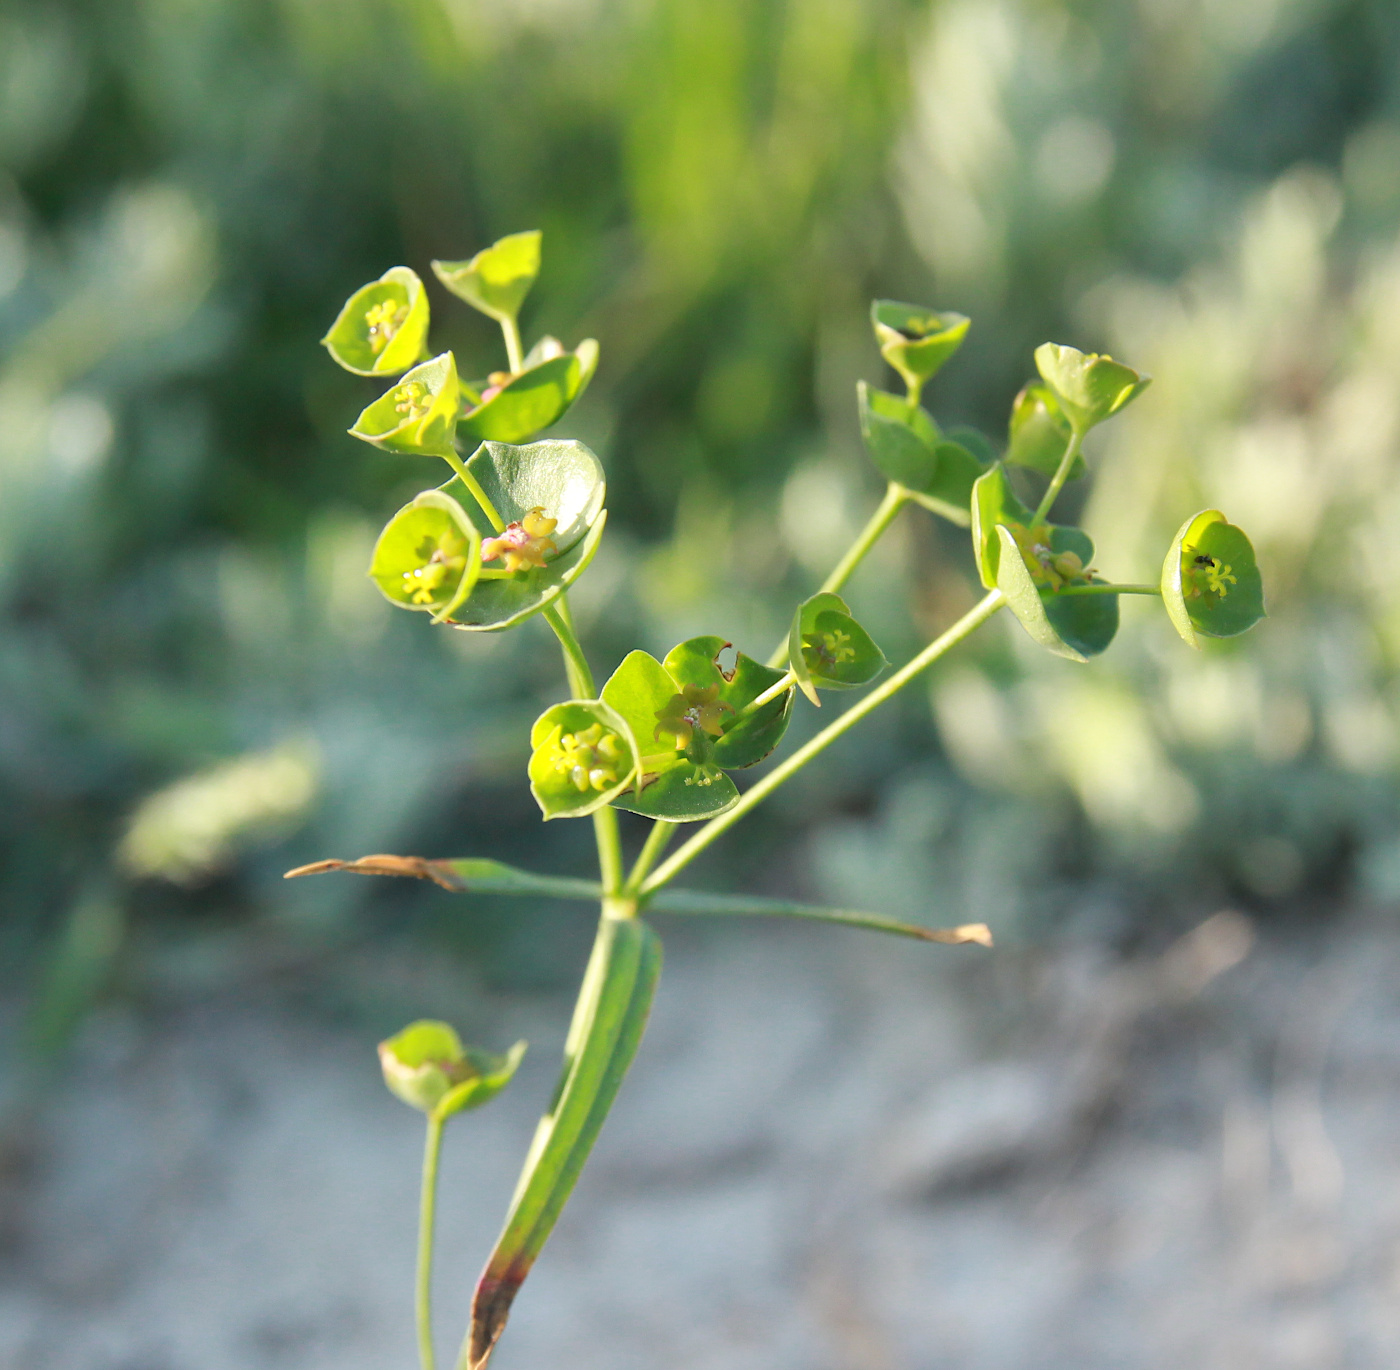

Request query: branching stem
[
  {"left": 1056, "top": 582, "right": 1160, "bottom": 597},
  {"left": 442, "top": 451, "right": 506, "bottom": 533},
  {"left": 642, "top": 589, "right": 1006, "bottom": 894},
  {"left": 624, "top": 821, "right": 677, "bottom": 896}
]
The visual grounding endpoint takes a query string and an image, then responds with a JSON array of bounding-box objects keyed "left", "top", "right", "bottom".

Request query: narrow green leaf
[
  {"left": 467, "top": 916, "right": 661, "bottom": 1370},
  {"left": 646, "top": 889, "right": 992, "bottom": 945},
  {"left": 283, "top": 852, "right": 604, "bottom": 899}
]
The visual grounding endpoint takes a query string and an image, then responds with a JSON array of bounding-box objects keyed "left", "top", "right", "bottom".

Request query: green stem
[
  {"left": 417, "top": 1114, "right": 445, "bottom": 1370},
  {"left": 624, "top": 821, "right": 677, "bottom": 896},
  {"left": 737, "top": 669, "right": 796, "bottom": 720},
  {"left": 442, "top": 451, "right": 506, "bottom": 533},
  {"left": 767, "top": 483, "right": 908, "bottom": 669},
  {"left": 1031, "top": 428, "right": 1083, "bottom": 524},
  {"left": 1055, "top": 582, "right": 1161, "bottom": 597},
  {"left": 501, "top": 316, "right": 524, "bottom": 375},
  {"left": 643, "top": 589, "right": 1006, "bottom": 895},
  {"left": 542, "top": 597, "right": 624, "bottom": 895}
]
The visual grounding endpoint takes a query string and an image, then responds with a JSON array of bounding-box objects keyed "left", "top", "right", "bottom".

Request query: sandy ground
[{"left": 5, "top": 905, "right": 1400, "bottom": 1370}]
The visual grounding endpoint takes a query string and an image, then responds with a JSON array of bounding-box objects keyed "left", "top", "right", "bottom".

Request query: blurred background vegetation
[{"left": 4, "top": 0, "right": 1400, "bottom": 1070}]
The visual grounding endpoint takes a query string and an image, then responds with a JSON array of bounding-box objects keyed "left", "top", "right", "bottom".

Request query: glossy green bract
[
  {"left": 970, "top": 463, "right": 1035, "bottom": 587},
  {"left": 788, "top": 592, "right": 887, "bottom": 705},
  {"left": 1034, "top": 343, "right": 1150, "bottom": 434},
  {"left": 662, "top": 636, "right": 793, "bottom": 769},
  {"left": 322, "top": 266, "right": 430, "bottom": 377},
  {"left": 1006, "top": 382, "right": 1084, "bottom": 480},
  {"left": 350, "top": 352, "right": 460, "bottom": 456},
  {"left": 433, "top": 230, "right": 541, "bottom": 324},
  {"left": 378, "top": 1021, "right": 527, "bottom": 1122},
  {"left": 871, "top": 301, "right": 970, "bottom": 394},
  {"left": 459, "top": 338, "right": 599, "bottom": 444},
  {"left": 439, "top": 439, "right": 607, "bottom": 631},
  {"left": 857, "top": 383, "right": 986, "bottom": 522},
  {"left": 993, "top": 525, "right": 1119, "bottom": 662},
  {"left": 1161, "top": 509, "right": 1266, "bottom": 648},
  {"left": 369, "top": 489, "right": 482, "bottom": 622},
  {"left": 600, "top": 651, "right": 740, "bottom": 821},
  {"left": 529, "top": 700, "right": 640, "bottom": 819}
]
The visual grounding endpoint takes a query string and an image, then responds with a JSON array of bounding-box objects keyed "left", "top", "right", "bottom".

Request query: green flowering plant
[{"left": 287, "top": 230, "right": 1266, "bottom": 1370}]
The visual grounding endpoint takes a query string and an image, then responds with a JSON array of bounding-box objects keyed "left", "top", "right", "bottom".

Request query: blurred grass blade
[
  {"left": 284, "top": 853, "right": 602, "bottom": 900},
  {"left": 464, "top": 915, "right": 662, "bottom": 1370},
  {"left": 647, "top": 888, "right": 991, "bottom": 945}
]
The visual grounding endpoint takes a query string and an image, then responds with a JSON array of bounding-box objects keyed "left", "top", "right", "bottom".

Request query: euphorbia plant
[{"left": 289, "top": 232, "right": 1266, "bottom": 1370}]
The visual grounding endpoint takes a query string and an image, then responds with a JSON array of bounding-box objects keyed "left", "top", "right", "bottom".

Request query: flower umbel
[
  {"left": 481, "top": 508, "right": 558, "bottom": 573},
  {"left": 654, "top": 683, "right": 733, "bottom": 751},
  {"left": 555, "top": 722, "right": 626, "bottom": 793}
]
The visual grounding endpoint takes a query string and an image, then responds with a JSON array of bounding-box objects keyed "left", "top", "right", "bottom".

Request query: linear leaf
[
  {"left": 646, "top": 888, "right": 992, "bottom": 945},
  {"left": 465, "top": 915, "right": 661, "bottom": 1369},
  {"left": 283, "top": 853, "right": 602, "bottom": 900}
]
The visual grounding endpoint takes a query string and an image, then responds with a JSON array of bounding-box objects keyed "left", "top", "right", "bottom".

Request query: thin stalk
[
  {"left": 624, "top": 821, "right": 677, "bottom": 896},
  {"left": 442, "top": 451, "right": 505, "bottom": 533},
  {"left": 542, "top": 597, "right": 624, "bottom": 895},
  {"left": 643, "top": 589, "right": 1006, "bottom": 895},
  {"left": 767, "top": 483, "right": 908, "bottom": 669},
  {"left": 500, "top": 316, "right": 524, "bottom": 376},
  {"left": 736, "top": 669, "right": 796, "bottom": 720},
  {"left": 417, "top": 1114, "right": 445, "bottom": 1370},
  {"left": 1031, "top": 428, "right": 1084, "bottom": 524},
  {"left": 1055, "top": 583, "right": 1161, "bottom": 597}
]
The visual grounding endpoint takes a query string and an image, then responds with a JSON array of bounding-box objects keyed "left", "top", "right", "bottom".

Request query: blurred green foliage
[{"left": 4, "top": 0, "right": 1400, "bottom": 1015}]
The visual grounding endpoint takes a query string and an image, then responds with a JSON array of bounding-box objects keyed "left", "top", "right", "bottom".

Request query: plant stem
[
  {"left": 542, "top": 597, "right": 624, "bottom": 895},
  {"left": 1055, "top": 582, "right": 1161, "bottom": 597},
  {"left": 417, "top": 1114, "right": 445, "bottom": 1370},
  {"left": 767, "top": 482, "right": 908, "bottom": 669},
  {"left": 624, "top": 820, "right": 677, "bottom": 896},
  {"left": 737, "top": 670, "right": 796, "bottom": 719},
  {"left": 501, "top": 316, "right": 524, "bottom": 375},
  {"left": 442, "top": 451, "right": 506, "bottom": 533},
  {"left": 642, "top": 589, "right": 1006, "bottom": 895},
  {"left": 1031, "top": 428, "right": 1083, "bottom": 524}
]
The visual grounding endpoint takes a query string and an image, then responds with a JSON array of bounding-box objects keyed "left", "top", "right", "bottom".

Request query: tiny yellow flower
[
  {"left": 654, "top": 683, "right": 733, "bottom": 751},
  {"left": 481, "top": 507, "right": 559, "bottom": 573},
  {"left": 402, "top": 526, "right": 469, "bottom": 604},
  {"left": 365, "top": 298, "right": 409, "bottom": 356},
  {"left": 555, "top": 722, "right": 626, "bottom": 792}
]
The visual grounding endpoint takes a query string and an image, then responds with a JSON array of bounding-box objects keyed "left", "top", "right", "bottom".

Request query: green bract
[
  {"left": 871, "top": 301, "right": 970, "bottom": 396},
  {"left": 993, "top": 525, "right": 1119, "bottom": 661},
  {"left": 439, "top": 439, "right": 607, "bottom": 631},
  {"left": 459, "top": 338, "right": 599, "bottom": 444},
  {"left": 378, "top": 1021, "right": 527, "bottom": 1122},
  {"left": 788, "top": 593, "right": 887, "bottom": 705},
  {"left": 663, "top": 637, "right": 793, "bottom": 769},
  {"left": 529, "top": 701, "right": 640, "bottom": 819},
  {"left": 600, "top": 652, "right": 741, "bottom": 821},
  {"left": 369, "top": 489, "right": 482, "bottom": 622},
  {"left": 857, "top": 383, "right": 987, "bottom": 523},
  {"left": 1034, "top": 343, "right": 1150, "bottom": 434},
  {"left": 1161, "top": 509, "right": 1266, "bottom": 648},
  {"left": 322, "top": 266, "right": 430, "bottom": 377},
  {"left": 350, "top": 352, "right": 461, "bottom": 456},
  {"left": 432, "top": 230, "right": 542, "bottom": 325},
  {"left": 1006, "top": 382, "right": 1084, "bottom": 480}
]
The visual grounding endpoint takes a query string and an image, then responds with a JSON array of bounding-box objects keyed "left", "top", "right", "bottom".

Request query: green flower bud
[
  {"left": 322, "top": 267, "right": 430, "bottom": 376},
  {"left": 1033, "top": 343, "right": 1150, "bottom": 434},
  {"left": 870, "top": 301, "right": 970, "bottom": 397},
  {"left": 378, "top": 1021, "right": 527, "bottom": 1121},
  {"left": 432, "top": 230, "right": 542, "bottom": 325},
  {"left": 350, "top": 352, "right": 461, "bottom": 457}
]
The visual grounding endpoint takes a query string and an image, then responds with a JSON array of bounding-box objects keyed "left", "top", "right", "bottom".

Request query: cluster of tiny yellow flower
[
  {"left": 480, "top": 507, "right": 558, "bottom": 573},
  {"left": 554, "top": 723, "right": 626, "bottom": 793},
  {"left": 364, "top": 298, "right": 408, "bottom": 356},
  {"left": 653, "top": 683, "right": 732, "bottom": 751}
]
